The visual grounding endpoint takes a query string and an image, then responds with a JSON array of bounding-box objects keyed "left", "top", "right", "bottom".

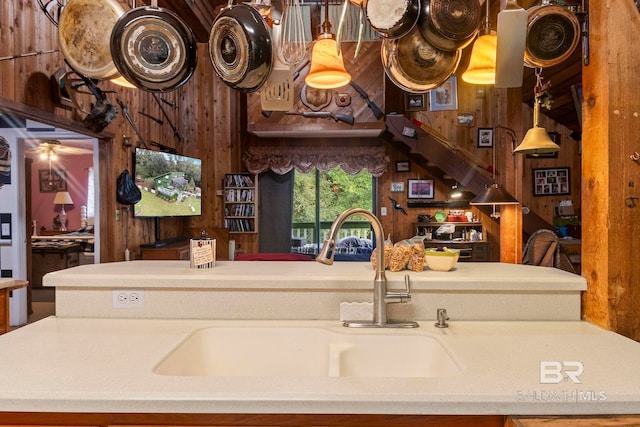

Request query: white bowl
[{"left": 424, "top": 248, "right": 460, "bottom": 272}]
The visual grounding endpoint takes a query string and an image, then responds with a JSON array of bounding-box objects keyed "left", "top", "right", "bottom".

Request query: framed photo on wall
[
  {"left": 429, "top": 76, "right": 458, "bottom": 111},
  {"left": 395, "top": 161, "right": 410, "bottom": 172},
  {"left": 455, "top": 112, "right": 475, "bottom": 127},
  {"left": 390, "top": 182, "right": 404, "bottom": 192},
  {"left": 477, "top": 128, "right": 494, "bottom": 147},
  {"left": 407, "top": 179, "right": 434, "bottom": 199},
  {"left": 533, "top": 167, "right": 570, "bottom": 196},
  {"left": 39, "top": 169, "right": 67, "bottom": 193},
  {"left": 404, "top": 93, "right": 427, "bottom": 111}
]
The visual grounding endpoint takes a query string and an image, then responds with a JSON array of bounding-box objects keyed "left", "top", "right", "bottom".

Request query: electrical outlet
[
  {"left": 112, "top": 290, "right": 145, "bottom": 308},
  {"left": 381, "top": 207, "right": 387, "bottom": 216}
]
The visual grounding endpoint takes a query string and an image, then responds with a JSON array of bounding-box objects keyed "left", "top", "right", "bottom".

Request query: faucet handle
[{"left": 403, "top": 274, "right": 411, "bottom": 293}]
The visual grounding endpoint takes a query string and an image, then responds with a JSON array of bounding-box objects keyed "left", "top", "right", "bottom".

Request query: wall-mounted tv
[{"left": 133, "top": 147, "right": 202, "bottom": 218}]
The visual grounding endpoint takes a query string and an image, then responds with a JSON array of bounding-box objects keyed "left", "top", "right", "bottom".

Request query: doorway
[{"left": 24, "top": 136, "right": 99, "bottom": 307}]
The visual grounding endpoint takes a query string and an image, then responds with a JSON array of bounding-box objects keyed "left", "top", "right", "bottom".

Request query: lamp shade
[
  {"left": 461, "top": 32, "right": 497, "bottom": 85},
  {"left": 53, "top": 191, "right": 74, "bottom": 205},
  {"left": 514, "top": 100, "right": 560, "bottom": 155},
  {"left": 514, "top": 126, "right": 560, "bottom": 155},
  {"left": 470, "top": 183, "right": 519, "bottom": 205},
  {"left": 305, "top": 37, "right": 351, "bottom": 89}
]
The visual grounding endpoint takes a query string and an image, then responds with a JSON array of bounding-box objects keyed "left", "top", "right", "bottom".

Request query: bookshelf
[{"left": 223, "top": 173, "right": 258, "bottom": 233}]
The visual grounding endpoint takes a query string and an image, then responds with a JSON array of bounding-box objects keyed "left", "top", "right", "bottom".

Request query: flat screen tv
[{"left": 133, "top": 147, "right": 202, "bottom": 218}]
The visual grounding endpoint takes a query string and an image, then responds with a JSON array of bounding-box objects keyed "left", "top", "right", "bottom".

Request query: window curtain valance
[{"left": 242, "top": 146, "right": 389, "bottom": 177}]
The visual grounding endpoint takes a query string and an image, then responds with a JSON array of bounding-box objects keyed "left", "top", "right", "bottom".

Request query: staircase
[{"left": 385, "top": 114, "right": 555, "bottom": 237}]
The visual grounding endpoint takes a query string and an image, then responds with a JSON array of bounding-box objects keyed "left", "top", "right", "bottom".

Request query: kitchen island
[{"left": 0, "top": 261, "right": 638, "bottom": 425}]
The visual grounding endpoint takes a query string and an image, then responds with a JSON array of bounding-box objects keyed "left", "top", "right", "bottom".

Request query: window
[{"left": 291, "top": 167, "right": 374, "bottom": 256}]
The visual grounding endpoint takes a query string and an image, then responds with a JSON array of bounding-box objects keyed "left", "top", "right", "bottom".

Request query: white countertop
[
  {"left": 45, "top": 260, "right": 586, "bottom": 292},
  {"left": 0, "top": 317, "right": 638, "bottom": 415}
]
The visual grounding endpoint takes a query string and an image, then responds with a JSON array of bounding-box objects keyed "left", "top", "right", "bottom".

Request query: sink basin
[{"left": 153, "top": 326, "right": 460, "bottom": 378}]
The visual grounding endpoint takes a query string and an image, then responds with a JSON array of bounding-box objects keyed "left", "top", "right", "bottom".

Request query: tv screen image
[{"left": 134, "top": 148, "right": 202, "bottom": 218}]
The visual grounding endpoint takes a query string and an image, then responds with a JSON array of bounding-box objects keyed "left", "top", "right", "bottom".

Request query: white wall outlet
[
  {"left": 381, "top": 207, "right": 387, "bottom": 216},
  {"left": 112, "top": 290, "right": 145, "bottom": 308}
]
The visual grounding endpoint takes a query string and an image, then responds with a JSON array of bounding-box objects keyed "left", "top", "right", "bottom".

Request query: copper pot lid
[
  {"left": 58, "top": 0, "right": 125, "bottom": 79},
  {"left": 524, "top": 4, "right": 580, "bottom": 68}
]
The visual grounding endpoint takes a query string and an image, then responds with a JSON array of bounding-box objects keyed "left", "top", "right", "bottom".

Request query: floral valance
[{"left": 242, "top": 146, "right": 389, "bottom": 177}]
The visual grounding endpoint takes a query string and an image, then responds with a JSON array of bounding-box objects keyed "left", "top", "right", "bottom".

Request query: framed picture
[
  {"left": 407, "top": 179, "right": 435, "bottom": 199},
  {"left": 390, "top": 182, "right": 404, "bottom": 192},
  {"left": 50, "top": 67, "right": 74, "bottom": 109},
  {"left": 526, "top": 131, "right": 560, "bottom": 158},
  {"left": 533, "top": 167, "right": 570, "bottom": 196},
  {"left": 404, "top": 93, "right": 427, "bottom": 111},
  {"left": 39, "top": 169, "right": 67, "bottom": 193},
  {"left": 429, "top": 76, "right": 458, "bottom": 111},
  {"left": 395, "top": 161, "right": 410, "bottom": 172},
  {"left": 477, "top": 128, "right": 494, "bottom": 148},
  {"left": 457, "top": 112, "right": 475, "bottom": 127}
]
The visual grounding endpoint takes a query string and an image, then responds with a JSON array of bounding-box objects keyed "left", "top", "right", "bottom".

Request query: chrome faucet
[{"left": 316, "top": 208, "right": 419, "bottom": 328}]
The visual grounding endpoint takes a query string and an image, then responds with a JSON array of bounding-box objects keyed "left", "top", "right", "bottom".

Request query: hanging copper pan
[
  {"left": 110, "top": 5, "right": 198, "bottom": 92},
  {"left": 58, "top": 0, "right": 125, "bottom": 80},
  {"left": 209, "top": 1, "right": 272, "bottom": 93},
  {"left": 418, "top": 0, "right": 482, "bottom": 51},
  {"left": 381, "top": 26, "right": 460, "bottom": 93},
  {"left": 524, "top": 3, "right": 580, "bottom": 68}
]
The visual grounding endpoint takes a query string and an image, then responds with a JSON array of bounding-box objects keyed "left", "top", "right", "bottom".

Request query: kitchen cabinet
[
  {"left": 505, "top": 415, "right": 640, "bottom": 426},
  {"left": 223, "top": 173, "right": 258, "bottom": 234},
  {"left": 0, "top": 280, "right": 28, "bottom": 334},
  {"left": 414, "top": 222, "right": 489, "bottom": 262},
  {"left": 0, "top": 413, "right": 505, "bottom": 426},
  {"left": 140, "top": 241, "right": 190, "bottom": 260}
]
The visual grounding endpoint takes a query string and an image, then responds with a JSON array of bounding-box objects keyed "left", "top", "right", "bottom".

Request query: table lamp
[{"left": 53, "top": 191, "right": 73, "bottom": 231}]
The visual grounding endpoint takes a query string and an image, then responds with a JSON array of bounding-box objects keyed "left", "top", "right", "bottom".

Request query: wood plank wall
[{"left": 2, "top": 5, "right": 578, "bottom": 259}]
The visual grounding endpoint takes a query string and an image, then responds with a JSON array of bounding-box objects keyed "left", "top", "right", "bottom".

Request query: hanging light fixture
[
  {"left": 305, "top": 0, "right": 351, "bottom": 89},
  {"left": 447, "top": 183, "right": 475, "bottom": 204},
  {"left": 471, "top": 126, "right": 519, "bottom": 209},
  {"left": 514, "top": 69, "right": 560, "bottom": 155},
  {"left": 462, "top": 0, "right": 496, "bottom": 85},
  {"left": 470, "top": 183, "right": 519, "bottom": 205}
]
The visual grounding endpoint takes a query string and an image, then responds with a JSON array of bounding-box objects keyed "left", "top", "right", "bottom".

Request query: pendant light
[
  {"left": 514, "top": 69, "right": 560, "bottom": 155},
  {"left": 462, "top": 0, "right": 497, "bottom": 85},
  {"left": 471, "top": 126, "right": 519, "bottom": 207},
  {"left": 305, "top": 0, "right": 351, "bottom": 89}
]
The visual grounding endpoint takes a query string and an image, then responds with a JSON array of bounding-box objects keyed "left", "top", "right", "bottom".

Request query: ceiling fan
[{"left": 27, "top": 139, "right": 93, "bottom": 159}]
